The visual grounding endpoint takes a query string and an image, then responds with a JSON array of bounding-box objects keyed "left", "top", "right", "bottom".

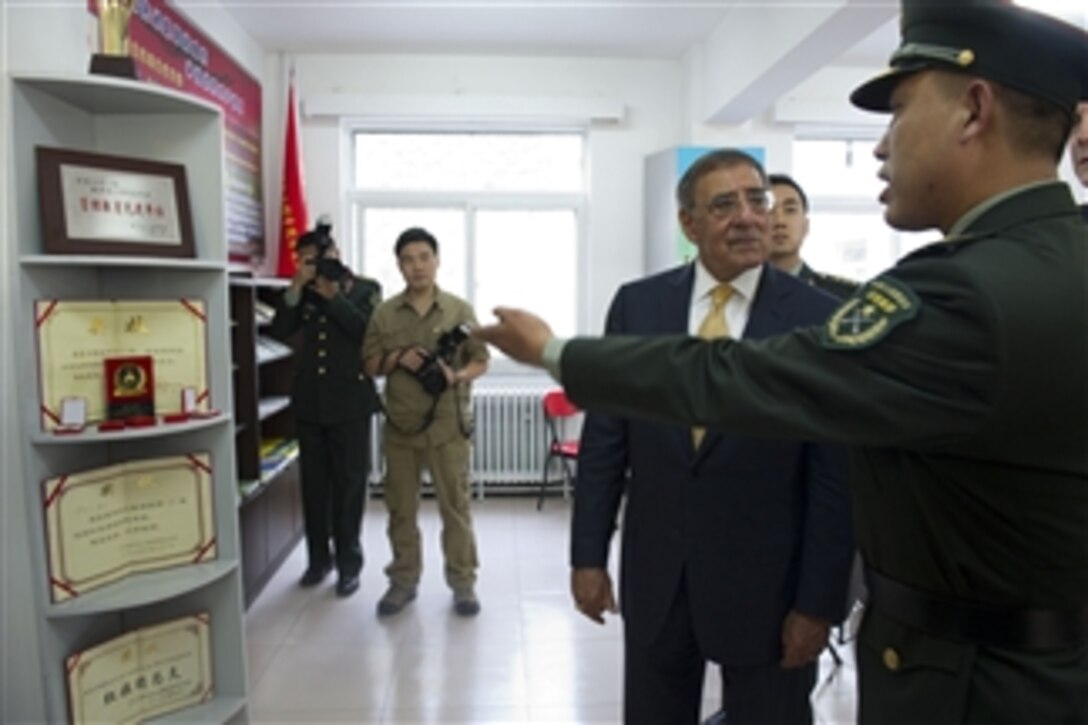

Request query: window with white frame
[
  {"left": 792, "top": 138, "right": 940, "bottom": 283},
  {"left": 347, "top": 131, "right": 585, "bottom": 364}
]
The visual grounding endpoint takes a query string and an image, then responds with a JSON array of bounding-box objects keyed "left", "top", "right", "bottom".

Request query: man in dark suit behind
[
  {"left": 767, "top": 173, "right": 859, "bottom": 300},
  {"left": 570, "top": 149, "right": 854, "bottom": 724},
  {"left": 271, "top": 219, "right": 382, "bottom": 598}
]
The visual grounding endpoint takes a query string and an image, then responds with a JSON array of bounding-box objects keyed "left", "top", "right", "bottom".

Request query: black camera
[
  {"left": 414, "top": 324, "right": 471, "bottom": 396},
  {"left": 300, "top": 219, "right": 348, "bottom": 281},
  {"left": 311, "top": 255, "right": 347, "bottom": 281}
]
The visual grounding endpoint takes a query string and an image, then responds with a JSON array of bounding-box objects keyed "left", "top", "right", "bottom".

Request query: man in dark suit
[
  {"left": 570, "top": 149, "right": 854, "bottom": 724},
  {"left": 478, "top": 2, "right": 1088, "bottom": 722},
  {"left": 767, "top": 173, "right": 859, "bottom": 300},
  {"left": 271, "top": 219, "right": 381, "bottom": 598}
]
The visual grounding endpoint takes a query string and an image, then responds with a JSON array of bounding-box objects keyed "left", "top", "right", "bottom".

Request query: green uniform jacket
[
  {"left": 562, "top": 183, "right": 1087, "bottom": 720},
  {"left": 798, "top": 262, "right": 860, "bottom": 300},
  {"left": 271, "top": 276, "right": 382, "bottom": 425},
  {"left": 362, "top": 288, "right": 489, "bottom": 447}
]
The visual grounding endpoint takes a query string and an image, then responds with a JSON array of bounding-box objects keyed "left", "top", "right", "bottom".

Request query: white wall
[
  {"left": 289, "top": 52, "right": 690, "bottom": 332},
  {"left": 175, "top": 2, "right": 265, "bottom": 80},
  {"left": 5, "top": 4, "right": 94, "bottom": 74}
]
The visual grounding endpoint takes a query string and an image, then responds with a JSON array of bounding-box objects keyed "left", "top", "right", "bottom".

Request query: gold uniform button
[
  {"left": 318, "top": 332, "right": 327, "bottom": 340},
  {"left": 319, "top": 316, "right": 327, "bottom": 323},
  {"left": 318, "top": 350, "right": 327, "bottom": 358},
  {"left": 882, "top": 647, "right": 901, "bottom": 672},
  {"left": 317, "top": 367, "right": 326, "bottom": 375}
]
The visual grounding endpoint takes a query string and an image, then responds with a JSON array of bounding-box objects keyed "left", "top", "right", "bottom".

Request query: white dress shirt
[{"left": 688, "top": 260, "right": 763, "bottom": 338}]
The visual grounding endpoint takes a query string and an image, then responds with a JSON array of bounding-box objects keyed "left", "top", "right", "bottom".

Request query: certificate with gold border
[
  {"left": 35, "top": 299, "right": 210, "bottom": 430},
  {"left": 44, "top": 453, "right": 217, "bottom": 602},
  {"left": 66, "top": 613, "right": 213, "bottom": 725}
]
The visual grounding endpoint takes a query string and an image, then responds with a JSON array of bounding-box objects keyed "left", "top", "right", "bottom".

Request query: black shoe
[
  {"left": 453, "top": 588, "right": 481, "bottom": 617},
  {"left": 299, "top": 565, "right": 332, "bottom": 588},
  {"left": 702, "top": 710, "right": 727, "bottom": 725},
  {"left": 336, "top": 575, "right": 360, "bottom": 598}
]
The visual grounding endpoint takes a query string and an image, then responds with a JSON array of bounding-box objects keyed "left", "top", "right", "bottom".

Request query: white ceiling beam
[
  {"left": 304, "top": 92, "right": 626, "bottom": 125},
  {"left": 700, "top": 0, "right": 896, "bottom": 125}
]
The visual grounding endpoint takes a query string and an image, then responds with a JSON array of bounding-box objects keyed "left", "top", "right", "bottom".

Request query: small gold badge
[
  {"left": 957, "top": 49, "right": 975, "bottom": 67},
  {"left": 882, "top": 647, "right": 901, "bottom": 671},
  {"left": 113, "top": 362, "right": 148, "bottom": 397}
]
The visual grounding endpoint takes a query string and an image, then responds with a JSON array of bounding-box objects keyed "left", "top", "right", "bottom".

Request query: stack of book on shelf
[
  {"left": 255, "top": 335, "right": 291, "bottom": 364},
  {"left": 259, "top": 437, "right": 299, "bottom": 483},
  {"left": 253, "top": 300, "right": 275, "bottom": 325},
  {"left": 238, "top": 479, "right": 262, "bottom": 501}
]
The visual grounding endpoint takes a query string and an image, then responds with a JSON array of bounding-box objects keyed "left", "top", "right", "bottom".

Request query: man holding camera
[
  {"left": 271, "top": 219, "right": 382, "bottom": 598},
  {"left": 363, "top": 226, "right": 490, "bottom": 617}
]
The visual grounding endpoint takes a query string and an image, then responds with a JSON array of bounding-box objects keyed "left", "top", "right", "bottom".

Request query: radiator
[{"left": 367, "top": 386, "right": 574, "bottom": 493}]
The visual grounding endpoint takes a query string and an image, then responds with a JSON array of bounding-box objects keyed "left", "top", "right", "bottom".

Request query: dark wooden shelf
[{"left": 229, "top": 273, "right": 303, "bottom": 608}]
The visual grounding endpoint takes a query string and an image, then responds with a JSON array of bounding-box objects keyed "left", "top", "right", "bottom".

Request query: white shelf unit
[{"left": 5, "top": 74, "right": 248, "bottom": 723}]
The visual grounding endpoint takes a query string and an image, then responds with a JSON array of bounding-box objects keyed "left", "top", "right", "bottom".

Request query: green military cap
[{"left": 851, "top": 0, "right": 1088, "bottom": 116}]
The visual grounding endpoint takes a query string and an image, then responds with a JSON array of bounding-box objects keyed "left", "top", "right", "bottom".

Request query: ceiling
[{"left": 213, "top": 0, "right": 900, "bottom": 66}]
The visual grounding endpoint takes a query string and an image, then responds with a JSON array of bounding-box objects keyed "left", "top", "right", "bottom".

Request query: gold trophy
[{"left": 89, "top": 0, "right": 138, "bottom": 79}]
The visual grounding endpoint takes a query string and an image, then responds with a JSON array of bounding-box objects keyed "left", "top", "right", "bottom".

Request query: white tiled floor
[{"left": 244, "top": 497, "right": 858, "bottom": 724}]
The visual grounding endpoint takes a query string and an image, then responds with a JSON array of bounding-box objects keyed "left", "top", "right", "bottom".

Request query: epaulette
[
  {"left": 901, "top": 230, "right": 992, "bottom": 262},
  {"left": 814, "top": 271, "right": 860, "bottom": 289}
]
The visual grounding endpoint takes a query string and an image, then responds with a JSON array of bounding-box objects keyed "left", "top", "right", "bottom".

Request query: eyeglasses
[{"left": 699, "top": 189, "right": 774, "bottom": 220}]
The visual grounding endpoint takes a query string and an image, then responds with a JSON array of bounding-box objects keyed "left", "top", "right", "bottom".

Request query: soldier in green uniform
[
  {"left": 271, "top": 219, "right": 381, "bottom": 598},
  {"left": 476, "top": 2, "right": 1088, "bottom": 722},
  {"left": 363, "top": 227, "right": 490, "bottom": 618},
  {"left": 767, "top": 173, "right": 860, "bottom": 300}
]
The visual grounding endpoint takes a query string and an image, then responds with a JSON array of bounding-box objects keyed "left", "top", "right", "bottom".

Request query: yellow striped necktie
[{"left": 692, "top": 283, "right": 733, "bottom": 448}]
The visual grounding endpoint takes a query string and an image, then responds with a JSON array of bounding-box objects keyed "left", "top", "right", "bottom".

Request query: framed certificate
[
  {"left": 43, "top": 453, "right": 217, "bottom": 602},
  {"left": 66, "top": 613, "right": 213, "bottom": 724},
  {"left": 35, "top": 299, "right": 210, "bottom": 431},
  {"left": 36, "top": 146, "right": 195, "bottom": 258}
]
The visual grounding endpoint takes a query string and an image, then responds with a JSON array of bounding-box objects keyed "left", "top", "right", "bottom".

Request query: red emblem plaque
[{"left": 104, "top": 355, "right": 155, "bottom": 420}]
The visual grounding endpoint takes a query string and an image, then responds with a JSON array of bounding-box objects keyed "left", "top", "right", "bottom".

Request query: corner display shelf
[
  {"left": 5, "top": 74, "right": 247, "bottom": 723},
  {"left": 229, "top": 273, "right": 304, "bottom": 606}
]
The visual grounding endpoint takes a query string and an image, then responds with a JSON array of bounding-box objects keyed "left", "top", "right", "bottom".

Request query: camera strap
[
  {"left": 375, "top": 382, "right": 473, "bottom": 439},
  {"left": 376, "top": 393, "right": 439, "bottom": 437}
]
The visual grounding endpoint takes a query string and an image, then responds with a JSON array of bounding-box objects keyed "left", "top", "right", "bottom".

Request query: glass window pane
[
  {"left": 360, "top": 208, "right": 467, "bottom": 300},
  {"left": 474, "top": 209, "right": 578, "bottom": 357},
  {"left": 805, "top": 211, "right": 898, "bottom": 283},
  {"left": 895, "top": 230, "right": 942, "bottom": 260},
  {"left": 793, "top": 140, "right": 882, "bottom": 200},
  {"left": 354, "top": 133, "right": 584, "bottom": 193}
]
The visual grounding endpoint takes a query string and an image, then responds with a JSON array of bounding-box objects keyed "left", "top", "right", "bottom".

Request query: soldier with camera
[
  {"left": 363, "top": 226, "right": 490, "bottom": 617},
  {"left": 271, "top": 218, "right": 382, "bottom": 598}
]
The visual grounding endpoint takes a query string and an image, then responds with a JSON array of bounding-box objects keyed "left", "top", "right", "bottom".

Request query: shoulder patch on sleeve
[{"left": 820, "top": 276, "right": 920, "bottom": 350}]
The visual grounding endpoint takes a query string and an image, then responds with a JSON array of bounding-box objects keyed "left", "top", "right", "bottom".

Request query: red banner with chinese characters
[
  {"left": 276, "top": 79, "right": 308, "bottom": 278},
  {"left": 87, "top": 0, "right": 264, "bottom": 264}
]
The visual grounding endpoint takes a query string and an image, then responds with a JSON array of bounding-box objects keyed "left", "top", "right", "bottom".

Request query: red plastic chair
[{"left": 538, "top": 389, "right": 580, "bottom": 510}]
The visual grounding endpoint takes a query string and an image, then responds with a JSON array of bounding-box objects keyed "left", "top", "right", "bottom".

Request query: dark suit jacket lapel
[{"left": 659, "top": 266, "right": 697, "bottom": 459}]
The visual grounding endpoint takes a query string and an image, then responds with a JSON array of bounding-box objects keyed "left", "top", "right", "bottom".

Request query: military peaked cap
[{"left": 851, "top": 0, "right": 1088, "bottom": 116}]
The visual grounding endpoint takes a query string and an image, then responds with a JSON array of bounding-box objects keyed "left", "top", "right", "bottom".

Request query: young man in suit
[
  {"left": 478, "top": 2, "right": 1088, "bottom": 721},
  {"left": 570, "top": 149, "right": 854, "bottom": 724},
  {"left": 767, "top": 173, "right": 859, "bottom": 300}
]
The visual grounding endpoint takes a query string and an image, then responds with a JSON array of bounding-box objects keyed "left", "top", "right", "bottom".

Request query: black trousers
[
  {"left": 296, "top": 416, "right": 370, "bottom": 578},
  {"left": 624, "top": 573, "right": 816, "bottom": 725}
]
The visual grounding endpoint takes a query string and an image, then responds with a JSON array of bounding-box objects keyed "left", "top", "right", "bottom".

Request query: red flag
[{"left": 276, "top": 77, "right": 308, "bottom": 278}]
